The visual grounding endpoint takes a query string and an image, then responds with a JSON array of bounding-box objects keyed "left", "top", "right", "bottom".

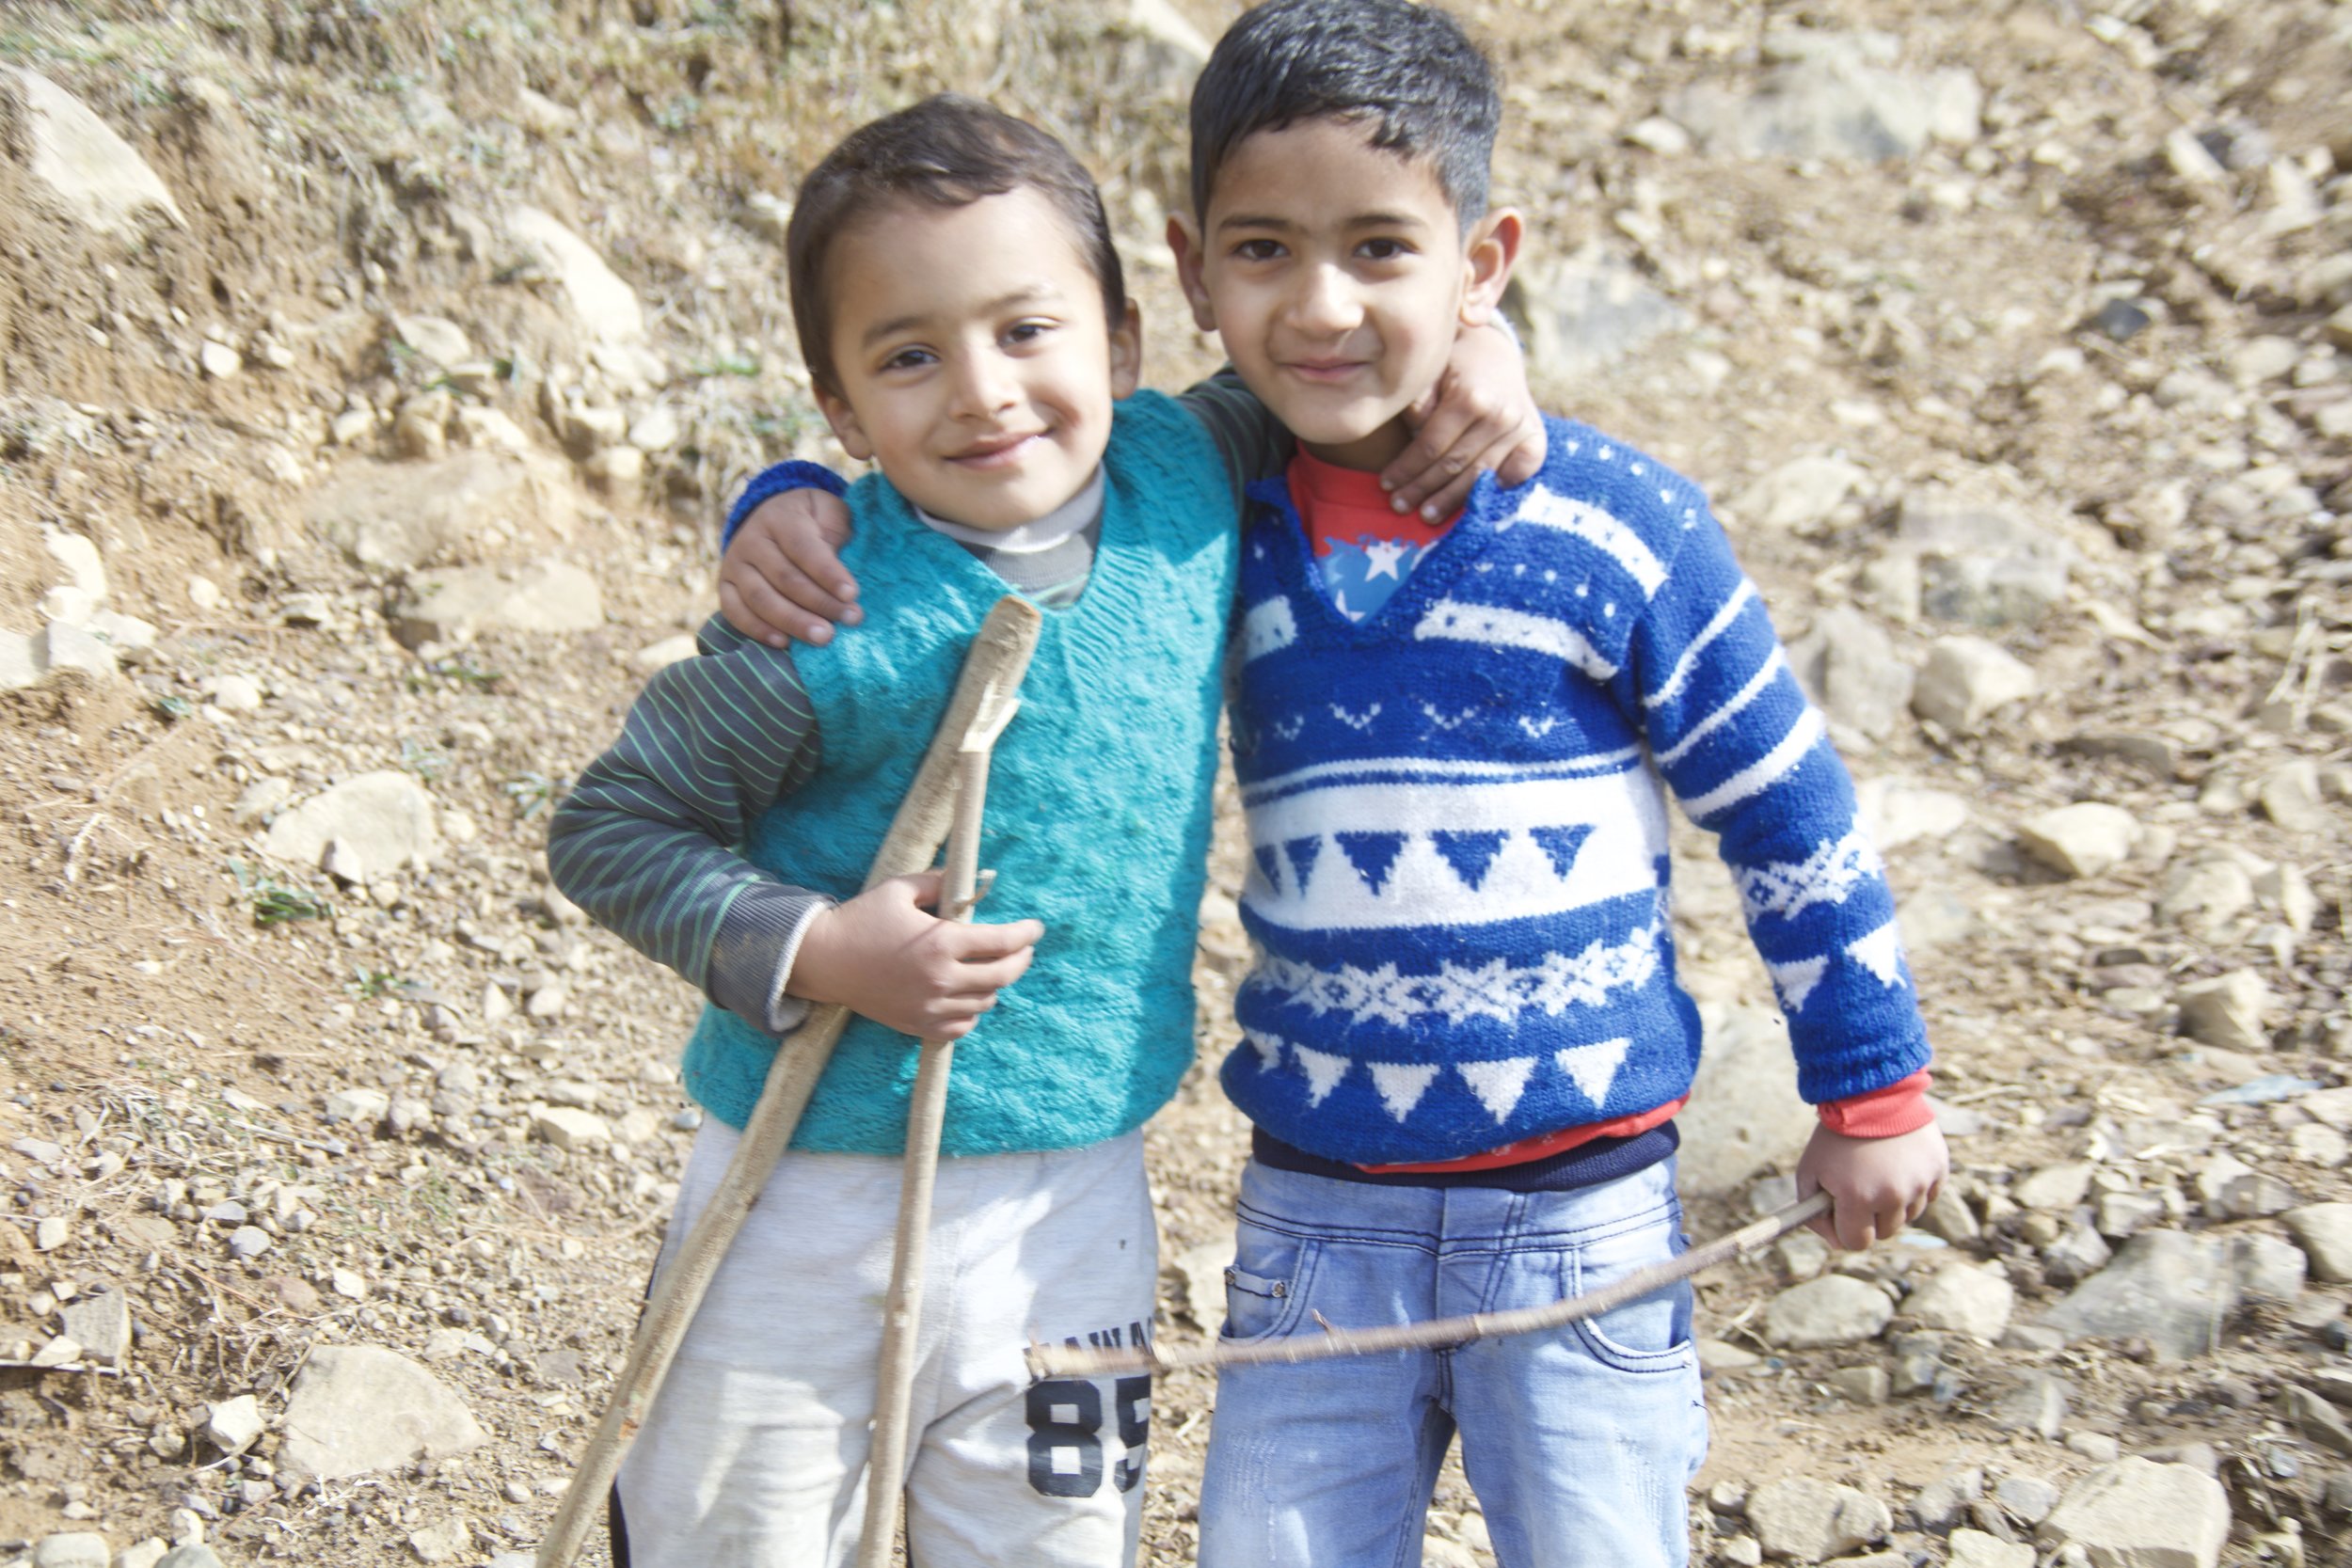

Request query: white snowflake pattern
[
  {"left": 1248, "top": 922, "right": 1660, "bottom": 1030},
  {"left": 1733, "top": 830, "right": 1884, "bottom": 923}
]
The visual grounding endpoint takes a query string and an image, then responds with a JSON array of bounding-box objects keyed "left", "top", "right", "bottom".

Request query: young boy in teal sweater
[
  {"left": 551, "top": 92, "right": 1540, "bottom": 1568},
  {"left": 720, "top": 4, "right": 1948, "bottom": 1564}
]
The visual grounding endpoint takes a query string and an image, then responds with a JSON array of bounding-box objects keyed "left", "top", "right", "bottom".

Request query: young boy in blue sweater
[
  {"left": 552, "top": 92, "right": 1542, "bottom": 1568},
  {"left": 722, "top": 4, "right": 1948, "bottom": 1563}
]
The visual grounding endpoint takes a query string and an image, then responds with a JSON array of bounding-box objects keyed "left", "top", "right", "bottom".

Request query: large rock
[
  {"left": 1764, "top": 1275, "right": 1892, "bottom": 1348},
  {"left": 2284, "top": 1204, "right": 2352, "bottom": 1281},
  {"left": 2175, "top": 970, "right": 2271, "bottom": 1053},
  {"left": 1912, "top": 636, "right": 2037, "bottom": 735},
  {"left": 506, "top": 205, "right": 644, "bottom": 342},
  {"left": 1904, "top": 1263, "right": 2013, "bottom": 1341},
  {"left": 2037, "top": 1458, "right": 2229, "bottom": 1568},
  {"left": 1665, "top": 48, "right": 1979, "bottom": 163},
  {"left": 393, "top": 560, "right": 604, "bottom": 647},
  {"left": 262, "top": 771, "right": 439, "bottom": 880},
  {"left": 2038, "top": 1230, "right": 2235, "bottom": 1361},
  {"left": 5, "top": 69, "right": 184, "bottom": 235},
  {"left": 1729, "top": 454, "right": 1868, "bottom": 535},
  {"left": 1509, "top": 242, "right": 1690, "bottom": 373},
  {"left": 1746, "top": 1476, "right": 1892, "bottom": 1562},
  {"left": 58, "top": 1288, "right": 129, "bottom": 1367},
  {"left": 1677, "top": 1003, "right": 1814, "bottom": 1194},
  {"left": 1788, "top": 609, "right": 1914, "bottom": 742},
  {"left": 279, "top": 1344, "right": 485, "bottom": 1481},
  {"left": 305, "top": 451, "right": 579, "bottom": 573},
  {"left": 2016, "top": 803, "right": 2138, "bottom": 879}
]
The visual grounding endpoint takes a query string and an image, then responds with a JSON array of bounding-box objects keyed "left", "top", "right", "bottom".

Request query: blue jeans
[{"left": 1196, "top": 1156, "right": 1706, "bottom": 1568}]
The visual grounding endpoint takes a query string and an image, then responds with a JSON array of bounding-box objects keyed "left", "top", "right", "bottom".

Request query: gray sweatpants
[{"left": 615, "top": 1120, "right": 1159, "bottom": 1568}]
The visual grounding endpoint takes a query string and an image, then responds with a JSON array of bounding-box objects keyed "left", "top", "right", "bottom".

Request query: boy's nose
[
  {"left": 1289, "top": 264, "right": 1363, "bottom": 335},
  {"left": 948, "top": 355, "right": 1020, "bottom": 420}
]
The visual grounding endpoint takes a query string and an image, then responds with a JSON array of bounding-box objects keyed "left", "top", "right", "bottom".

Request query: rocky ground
[{"left": 0, "top": 0, "right": 2348, "bottom": 1564}]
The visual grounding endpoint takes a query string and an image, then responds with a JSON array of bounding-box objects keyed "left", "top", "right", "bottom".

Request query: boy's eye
[
  {"left": 1232, "top": 238, "right": 1285, "bottom": 262},
  {"left": 1358, "top": 237, "right": 1411, "bottom": 262},
  {"left": 1005, "top": 320, "right": 1055, "bottom": 346},
  {"left": 879, "top": 345, "right": 936, "bottom": 372}
]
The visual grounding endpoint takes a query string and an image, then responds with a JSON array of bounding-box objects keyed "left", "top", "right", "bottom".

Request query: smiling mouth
[
  {"left": 1282, "top": 359, "right": 1368, "bottom": 384},
  {"left": 947, "top": 433, "right": 1047, "bottom": 468}
]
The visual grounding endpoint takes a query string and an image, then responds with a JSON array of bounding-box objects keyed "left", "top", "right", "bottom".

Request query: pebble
[
  {"left": 201, "top": 1394, "right": 262, "bottom": 1455},
  {"left": 1904, "top": 1263, "right": 2014, "bottom": 1341},
  {"left": 1763, "top": 1275, "right": 1893, "bottom": 1349},
  {"left": 35, "top": 1216, "right": 68, "bottom": 1251},
  {"left": 2065, "top": 1432, "right": 2122, "bottom": 1463},
  {"left": 1745, "top": 1477, "right": 1891, "bottom": 1563},
  {"left": 1989, "top": 1370, "right": 2069, "bottom": 1438},
  {"left": 2175, "top": 971, "right": 2272, "bottom": 1053},
  {"left": 2284, "top": 1205, "right": 2352, "bottom": 1281},
  {"left": 1828, "top": 1364, "right": 1890, "bottom": 1403},
  {"left": 532, "top": 1106, "right": 610, "bottom": 1150},
  {"left": 1995, "top": 1474, "right": 2059, "bottom": 1523},
  {"left": 58, "top": 1291, "right": 128, "bottom": 1366},
  {"left": 2037, "top": 1458, "right": 2230, "bottom": 1568},
  {"left": 226, "top": 1226, "right": 270, "bottom": 1259},
  {"left": 30, "top": 1534, "right": 107, "bottom": 1568},
  {"left": 2040, "top": 1230, "right": 2235, "bottom": 1361},
  {"left": 1912, "top": 636, "right": 2038, "bottom": 735},
  {"left": 1948, "top": 1529, "right": 2035, "bottom": 1568},
  {"left": 278, "top": 1344, "right": 485, "bottom": 1481},
  {"left": 2014, "top": 1161, "right": 2094, "bottom": 1211},
  {"left": 2016, "top": 803, "right": 2139, "bottom": 879}
]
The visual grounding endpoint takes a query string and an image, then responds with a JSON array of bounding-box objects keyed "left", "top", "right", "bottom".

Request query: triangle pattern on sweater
[
  {"left": 1283, "top": 835, "right": 1324, "bottom": 895},
  {"left": 1336, "top": 831, "right": 1407, "bottom": 895},
  {"left": 1244, "top": 1028, "right": 1283, "bottom": 1070},
  {"left": 1529, "top": 824, "right": 1596, "bottom": 879},
  {"left": 1370, "top": 1062, "right": 1439, "bottom": 1122},
  {"left": 1295, "top": 1045, "right": 1350, "bottom": 1106},
  {"left": 1552, "top": 1037, "right": 1629, "bottom": 1108},
  {"left": 1767, "top": 956, "right": 1829, "bottom": 1014},
  {"left": 1432, "top": 830, "right": 1508, "bottom": 891},
  {"left": 1253, "top": 843, "right": 1283, "bottom": 895},
  {"left": 1456, "top": 1056, "right": 1536, "bottom": 1124},
  {"left": 1846, "top": 922, "right": 1905, "bottom": 986}
]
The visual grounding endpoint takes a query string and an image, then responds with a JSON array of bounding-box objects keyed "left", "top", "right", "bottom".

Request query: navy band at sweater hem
[{"left": 1250, "top": 1120, "right": 1677, "bottom": 1194}]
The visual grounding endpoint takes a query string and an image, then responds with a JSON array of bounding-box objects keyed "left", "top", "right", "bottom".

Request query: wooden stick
[
  {"left": 1024, "top": 1191, "right": 1833, "bottom": 1381},
  {"left": 856, "top": 686, "right": 1023, "bottom": 1568},
  {"left": 537, "top": 597, "right": 1044, "bottom": 1568}
]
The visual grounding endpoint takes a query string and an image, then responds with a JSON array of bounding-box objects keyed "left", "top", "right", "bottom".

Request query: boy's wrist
[
  {"left": 723, "top": 460, "right": 850, "bottom": 554},
  {"left": 1815, "top": 1069, "right": 1934, "bottom": 1138}
]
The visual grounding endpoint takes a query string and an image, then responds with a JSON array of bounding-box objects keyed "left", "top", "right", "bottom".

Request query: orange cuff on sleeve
[{"left": 1816, "top": 1069, "right": 1934, "bottom": 1137}]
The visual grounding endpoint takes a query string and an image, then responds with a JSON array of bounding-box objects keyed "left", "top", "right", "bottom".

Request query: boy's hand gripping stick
[
  {"left": 537, "top": 597, "right": 1043, "bottom": 1568},
  {"left": 856, "top": 680, "right": 1023, "bottom": 1568}
]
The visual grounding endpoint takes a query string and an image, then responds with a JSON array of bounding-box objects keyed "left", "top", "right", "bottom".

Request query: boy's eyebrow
[
  {"left": 859, "top": 285, "right": 1062, "bottom": 348},
  {"left": 1216, "top": 210, "right": 1434, "bottom": 233}
]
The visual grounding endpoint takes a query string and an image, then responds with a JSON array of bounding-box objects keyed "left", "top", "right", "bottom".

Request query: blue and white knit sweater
[{"left": 1224, "top": 417, "right": 1932, "bottom": 1165}]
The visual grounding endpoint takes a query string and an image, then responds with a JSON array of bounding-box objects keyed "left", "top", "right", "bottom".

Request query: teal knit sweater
[{"left": 680, "top": 391, "right": 1237, "bottom": 1155}]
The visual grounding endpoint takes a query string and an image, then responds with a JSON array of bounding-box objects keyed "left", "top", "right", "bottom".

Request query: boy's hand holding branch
[
  {"left": 1797, "top": 1118, "right": 1949, "bottom": 1251},
  {"left": 791, "top": 869, "right": 1041, "bottom": 1043}
]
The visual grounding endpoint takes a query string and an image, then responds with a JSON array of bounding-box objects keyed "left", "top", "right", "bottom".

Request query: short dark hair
[
  {"left": 785, "top": 95, "right": 1125, "bottom": 400},
  {"left": 1189, "top": 0, "right": 1500, "bottom": 229}
]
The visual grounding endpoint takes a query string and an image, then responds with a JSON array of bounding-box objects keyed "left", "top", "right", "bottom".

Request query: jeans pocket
[
  {"left": 1219, "top": 1227, "right": 1316, "bottom": 1346},
  {"left": 1567, "top": 1218, "right": 1695, "bottom": 1375}
]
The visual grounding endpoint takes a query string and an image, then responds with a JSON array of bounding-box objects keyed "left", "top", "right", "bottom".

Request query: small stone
[
  {"left": 2177, "top": 971, "right": 2272, "bottom": 1053},
  {"left": 2041, "top": 1230, "right": 2235, "bottom": 1361},
  {"left": 1913, "top": 636, "right": 2037, "bottom": 735},
  {"left": 117, "top": 1540, "right": 169, "bottom": 1568},
  {"left": 59, "top": 1289, "right": 130, "bottom": 1366},
  {"left": 2157, "top": 856, "right": 2256, "bottom": 930},
  {"left": 1989, "top": 1370, "right": 2070, "bottom": 1438},
  {"left": 532, "top": 1106, "right": 609, "bottom": 1150},
  {"left": 1764, "top": 1275, "right": 1893, "bottom": 1349},
  {"left": 1948, "top": 1529, "right": 2035, "bottom": 1568},
  {"left": 324, "top": 1087, "right": 390, "bottom": 1125},
  {"left": 1746, "top": 1477, "right": 1892, "bottom": 1563},
  {"left": 279, "top": 1344, "right": 485, "bottom": 1481},
  {"left": 2036, "top": 1457, "right": 2230, "bottom": 1568},
  {"left": 199, "top": 341, "right": 241, "bottom": 378},
  {"left": 1917, "top": 1184, "right": 1979, "bottom": 1243},
  {"left": 395, "top": 314, "right": 472, "bottom": 370},
  {"left": 1731, "top": 454, "right": 1869, "bottom": 535},
  {"left": 31, "top": 1335, "right": 83, "bottom": 1368},
  {"left": 1698, "top": 1338, "right": 1761, "bottom": 1373},
  {"left": 1718, "top": 1536, "right": 1763, "bottom": 1567},
  {"left": 156, "top": 1549, "right": 223, "bottom": 1568},
  {"left": 1828, "top": 1364, "right": 1890, "bottom": 1403},
  {"left": 632, "top": 633, "right": 698, "bottom": 672},
  {"left": 1912, "top": 1467, "right": 1983, "bottom": 1528},
  {"left": 2291, "top": 1123, "right": 2348, "bottom": 1167},
  {"left": 2254, "top": 864, "right": 2319, "bottom": 935},
  {"left": 626, "top": 405, "right": 680, "bottom": 452},
  {"left": 35, "top": 1215, "right": 68, "bottom": 1251},
  {"left": 1906, "top": 1263, "right": 2014, "bottom": 1341},
  {"left": 201, "top": 1393, "right": 263, "bottom": 1454},
  {"left": 406, "top": 1518, "right": 470, "bottom": 1563},
  {"left": 2284, "top": 1205, "right": 2352, "bottom": 1281},
  {"left": 2015, "top": 1162, "right": 2094, "bottom": 1211},
  {"left": 31, "top": 1534, "right": 108, "bottom": 1568},
  {"left": 2067, "top": 1432, "right": 2122, "bottom": 1463},
  {"left": 263, "top": 771, "right": 438, "bottom": 880},
  {"left": 330, "top": 1269, "right": 366, "bottom": 1301},
  {"left": 2258, "top": 761, "right": 2329, "bottom": 832},
  {"left": 1995, "top": 1474, "right": 2059, "bottom": 1523},
  {"left": 2042, "top": 1221, "right": 2114, "bottom": 1287},
  {"left": 2017, "top": 803, "right": 2139, "bottom": 879}
]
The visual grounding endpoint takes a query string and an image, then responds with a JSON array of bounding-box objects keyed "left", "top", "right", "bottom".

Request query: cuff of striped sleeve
[
  {"left": 706, "top": 883, "right": 835, "bottom": 1036},
  {"left": 1814, "top": 1069, "right": 1935, "bottom": 1137},
  {"left": 721, "top": 460, "right": 849, "bottom": 555}
]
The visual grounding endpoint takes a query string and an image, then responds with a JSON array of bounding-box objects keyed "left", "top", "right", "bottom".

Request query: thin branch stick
[
  {"left": 1025, "top": 1191, "right": 1833, "bottom": 1382},
  {"left": 856, "top": 687, "right": 1021, "bottom": 1568},
  {"left": 538, "top": 597, "right": 1044, "bottom": 1568}
]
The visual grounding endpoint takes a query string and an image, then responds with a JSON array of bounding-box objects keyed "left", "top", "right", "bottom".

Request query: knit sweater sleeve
[
  {"left": 546, "top": 615, "right": 833, "bottom": 1035},
  {"left": 1609, "top": 499, "right": 1931, "bottom": 1106}
]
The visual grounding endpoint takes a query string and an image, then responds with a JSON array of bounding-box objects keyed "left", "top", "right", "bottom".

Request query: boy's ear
[
  {"left": 1167, "top": 214, "right": 1219, "bottom": 334},
  {"left": 1458, "top": 207, "right": 1523, "bottom": 327},
  {"left": 1107, "top": 297, "right": 1144, "bottom": 400},
  {"left": 815, "top": 388, "right": 875, "bottom": 463}
]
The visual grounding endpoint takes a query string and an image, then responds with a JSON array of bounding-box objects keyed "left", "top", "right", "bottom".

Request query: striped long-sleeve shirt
[{"left": 546, "top": 377, "right": 1287, "bottom": 1034}]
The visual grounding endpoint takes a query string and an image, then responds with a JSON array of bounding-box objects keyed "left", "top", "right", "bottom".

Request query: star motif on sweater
[{"left": 1734, "top": 829, "right": 1884, "bottom": 923}]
